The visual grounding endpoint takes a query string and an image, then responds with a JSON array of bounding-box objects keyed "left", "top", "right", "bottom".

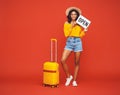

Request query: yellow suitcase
[{"left": 43, "top": 39, "right": 59, "bottom": 87}]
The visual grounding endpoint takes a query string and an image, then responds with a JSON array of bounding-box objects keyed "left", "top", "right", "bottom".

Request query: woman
[{"left": 61, "top": 7, "right": 87, "bottom": 86}]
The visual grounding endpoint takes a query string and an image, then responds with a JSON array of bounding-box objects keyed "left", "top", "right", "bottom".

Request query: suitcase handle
[{"left": 51, "top": 38, "right": 57, "bottom": 62}]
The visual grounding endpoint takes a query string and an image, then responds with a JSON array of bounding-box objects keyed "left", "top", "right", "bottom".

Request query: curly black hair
[{"left": 67, "top": 9, "right": 80, "bottom": 23}]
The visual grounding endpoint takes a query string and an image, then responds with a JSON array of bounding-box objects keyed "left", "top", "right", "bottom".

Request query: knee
[
  {"left": 61, "top": 58, "right": 66, "bottom": 64},
  {"left": 75, "top": 61, "right": 80, "bottom": 66}
]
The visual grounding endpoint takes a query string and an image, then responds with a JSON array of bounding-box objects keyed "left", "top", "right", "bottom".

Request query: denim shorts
[{"left": 64, "top": 37, "right": 83, "bottom": 52}]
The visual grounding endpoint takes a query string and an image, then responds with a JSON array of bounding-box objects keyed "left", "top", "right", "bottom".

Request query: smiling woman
[
  {"left": 61, "top": 7, "right": 88, "bottom": 87},
  {"left": 66, "top": 8, "right": 80, "bottom": 23}
]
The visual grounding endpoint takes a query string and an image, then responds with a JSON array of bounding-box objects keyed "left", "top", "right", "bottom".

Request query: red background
[{"left": 0, "top": 0, "right": 120, "bottom": 95}]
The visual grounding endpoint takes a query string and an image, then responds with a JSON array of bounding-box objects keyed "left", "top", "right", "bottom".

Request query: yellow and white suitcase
[{"left": 43, "top": 39, "right": 59, "bottom": 87}]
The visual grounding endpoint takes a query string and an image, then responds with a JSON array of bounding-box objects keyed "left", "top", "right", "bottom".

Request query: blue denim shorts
[{"left": 64, "top": 37, "right": 83, "bottom": 52}]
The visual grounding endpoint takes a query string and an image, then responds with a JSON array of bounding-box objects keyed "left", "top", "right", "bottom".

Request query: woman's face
[{"left": 70, "top": 11, "right": 77, "bottom": 21}]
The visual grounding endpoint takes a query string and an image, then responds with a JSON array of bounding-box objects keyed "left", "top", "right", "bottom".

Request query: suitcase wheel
[
  {"left": 51, "top": 85, "right": 58, "bottom": 88},
  {"left": 43, "top": 84, "right": 58, "bottom": 88},
  {"left": 51, "top": 85, "right": 55, "bottom": 88}
]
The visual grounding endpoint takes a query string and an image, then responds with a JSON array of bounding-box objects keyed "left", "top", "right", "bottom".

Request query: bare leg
[
  {"left": 73, "top": 52, "right": 81, "bottom": 81},
  {"left": 61, "top": 49, "right": 71, "bottom": 78}
]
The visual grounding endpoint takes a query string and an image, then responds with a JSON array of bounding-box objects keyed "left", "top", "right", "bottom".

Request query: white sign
[{"left": 76, "top": 15, "right": 91, "bottom": 29}]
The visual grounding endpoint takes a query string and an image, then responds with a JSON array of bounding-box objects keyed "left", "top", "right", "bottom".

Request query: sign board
[{"left": 76, "top": 15, "right": 91, "bottom": 29}]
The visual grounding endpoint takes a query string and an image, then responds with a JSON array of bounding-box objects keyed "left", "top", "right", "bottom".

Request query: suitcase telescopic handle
[{"left": 51, "top": 38, "right": 57, "bottom": 62}]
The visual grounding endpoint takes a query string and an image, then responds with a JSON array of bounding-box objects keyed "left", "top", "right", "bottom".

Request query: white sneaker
[
  {"left": 65, "top": 75, "right": 73, "bottom": 86},
  {"left": 72, "top": 81, "right": 78, "bottom": 86}
]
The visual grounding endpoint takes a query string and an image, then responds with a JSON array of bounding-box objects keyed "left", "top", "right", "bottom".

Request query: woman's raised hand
[{"left": 84, "top": 28, "right": 88, "bottom": 32}]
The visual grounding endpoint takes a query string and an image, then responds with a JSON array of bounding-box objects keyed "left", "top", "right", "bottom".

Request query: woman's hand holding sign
[{"left": 84, "top": 28, "right": 88, "bottom": 32}]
